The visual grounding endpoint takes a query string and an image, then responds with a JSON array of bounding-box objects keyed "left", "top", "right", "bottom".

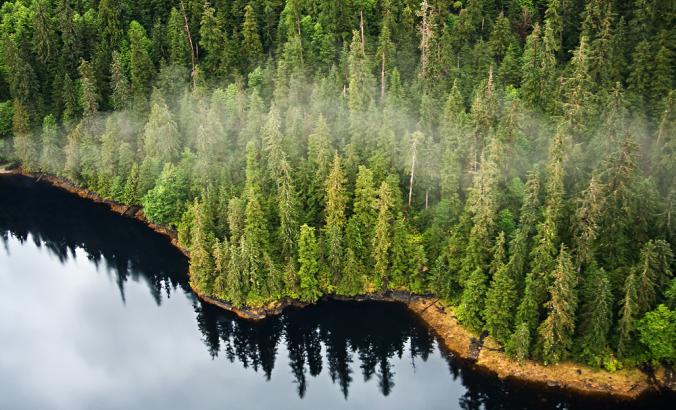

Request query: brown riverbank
[{"left": 1, "top": 168, "right": 671, "bottom": 400}]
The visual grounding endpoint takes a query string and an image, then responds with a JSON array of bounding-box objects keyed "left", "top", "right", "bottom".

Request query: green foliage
[
  {"left": 122, "top": 163, "right": 140, "bottom": 205},
  {"left": 484, "top": 232, "right": 518, "bottom": 345},
  {"left": 637, "top": 305, "right": 676, "bottom": 365},
  {"left": 323, "top": 153, "right": 346, "bottom": 290},
  {"left": 458, "top": 266, "right": 489, "bottom": 333},
  {"left": 241, "top": 4, "right": 263, "bottom": 71},
  {"left": 537, "top": 245, "right": 578, "bottom": 364},
  {"left": 372, "top": 181, "right": 394, "bottom": 290},
  {"left": 39, "top": 115, "right": 62, "bottom": 174},
  {"left": 506, "top": 322, "right": 531, "bottom": 364},
  {"left": 577, "top": 266, "right": 613, "bottom": 367},
  {"left": 141, "top": 160, "right": 191, "bottom": 227},
  {"left": 128, "top": 20, "right": 154, "bottom": 105},
  {"left": 298, "top": 224, "right": 321, "bottom": 302}
]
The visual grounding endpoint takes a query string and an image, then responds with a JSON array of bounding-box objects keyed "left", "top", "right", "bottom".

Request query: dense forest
[{"left": 0, "top": 0, "right": 674, "bottom": 370}]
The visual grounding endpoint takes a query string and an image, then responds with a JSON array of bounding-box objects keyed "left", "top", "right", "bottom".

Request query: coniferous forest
[{"left": 0, "top": 0, "right": 674, "bottom": 371}]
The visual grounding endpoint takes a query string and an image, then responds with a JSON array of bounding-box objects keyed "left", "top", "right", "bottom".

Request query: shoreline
[{"left": 1, "top": 168, "right": 672, "bottom": 400}]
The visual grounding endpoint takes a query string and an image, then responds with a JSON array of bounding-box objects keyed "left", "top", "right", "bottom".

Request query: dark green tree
[
  {"left": 298, "top": 224, "right": 322, "bottom": 302},
  {"left": 537, "top": 245, "right": 578, "bottom": 364}
]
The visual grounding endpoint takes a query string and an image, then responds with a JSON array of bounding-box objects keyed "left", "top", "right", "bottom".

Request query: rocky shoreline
[{"left": 2, "top": 167, "right": 672, "bottom": 400}]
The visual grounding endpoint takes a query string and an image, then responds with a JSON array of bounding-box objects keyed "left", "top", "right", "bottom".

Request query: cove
[{"left": 0, "top": 174, "right": 670, "bottom": 410}]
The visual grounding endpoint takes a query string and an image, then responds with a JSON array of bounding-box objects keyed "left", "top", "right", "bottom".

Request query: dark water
[{"left": 0, "top": 175, "right": 671, "bottom": 410}]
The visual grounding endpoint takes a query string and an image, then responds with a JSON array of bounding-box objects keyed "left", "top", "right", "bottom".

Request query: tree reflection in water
[{"left": 194, "top": 299, "right": 436, "bottom": 399}]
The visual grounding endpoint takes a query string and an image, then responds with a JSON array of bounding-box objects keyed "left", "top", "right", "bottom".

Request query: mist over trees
[{"left": 0, "top": 0, "right": 673, "bottom": 369}]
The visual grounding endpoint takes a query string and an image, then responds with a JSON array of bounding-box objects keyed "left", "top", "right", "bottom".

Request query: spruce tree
[
  {"left": 521, "top": 23, "right": 543, "bottom": 109},
  {"left": 322, "top": 153, "right": 347, "bottom": 291},
  {"left": 484, "top": 232, "right": 518, "bottom": 345},
  {"left": 457, "top": 139, "right": 500, "bottom": 329},
  {"left": 577, "top": 265, "right": 613, "bottom": 366},
  {"left": 128, "top": 21, "right": 154, "bottom": 106},
  {"left": 537, "top": 245, "right": 578, "bottom": 364},
  {"left": 241, "top": 141, "right": 273, "bottom": 302},
  {"left": 200, "top": 2, "right": 229, "bottom": 77},
  {"left": 242, "top": 4, "right": 263, "bottom": 71},
  {"left": 12, "top": 100, "right": 37, "bottom": 171},
  {"left": 189, "top": 200, "right": 216, "bottom": 295},
  {"left": 515, "top": 130, "right": 565, "bottom": 343},
  {"left": 298, "top": 224, "right": 322, "bottom": 302},
  {"left": 505, "top": 170, "right": 541, "bottom": 290},
  {"left": 350, "top": 166, "right": 377, "bottom": 268},
  {"left": 122, "top": 163, "right": 140, "bottom": 205},
  {"left": 110, "top": 51, "right": 130, "bottom": 111},
  {"left": 142, "top": 100, "right": 181, "bottom": 164},
  {"left": 77, "top": 59, "right": 99, "bottom": 118},
  {"left": 166, "top": 8, "right": 191, "bottom": 68},
  {"left": 372, "top": 181, "right": 394, "bottom": 290},
  {"left": 39, "top": 114, "right": 62, "bottom": 174}
]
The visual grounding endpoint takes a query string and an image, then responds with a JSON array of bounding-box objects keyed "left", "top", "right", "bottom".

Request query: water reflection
[
  {"left": 0, "top": 175, "right": 671, "bottom": 409},
  {"left": 193, "top": 300, "right": 438, "bottom": 399}
]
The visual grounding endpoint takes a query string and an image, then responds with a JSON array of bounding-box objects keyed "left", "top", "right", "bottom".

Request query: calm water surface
[{"left": 0, "top": 175, "right": 671, "bottom": 409}]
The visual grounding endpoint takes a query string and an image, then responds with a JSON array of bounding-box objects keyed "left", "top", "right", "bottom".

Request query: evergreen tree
[
  {"left": 242, "top": 4, "right": 263, "bottom": 71},
  {"left": 376, "top": 5, "right": 395, "bottom": 99},
  {"left": 634, "top": 240, "right": 674, "bottom": 314},
  {"left": 303, "top": 115, "right": 332, "bottom": 224},
  {"left": 77, "top": 59, "right": 99, "bottom": 118},
  {"left": 122, "top": 163, "right": 140, "bottom": 205},
  {"left": 142, "top": 100, "right": 181, "bottom": 163},
  {"left": 323, "top": 153, "right": 347, "bottom": 291},
  {"left": 617, "top": 270, "right": 640, "bottom": 358},
  {"left": 61, "top": 73, "right": 79, "bottom": 127},
  {"left": 110, "top": 51, "right": 130, "bottom": 111},
  {"left": 505, "top": 170, "right": 541, "bottom": 290},
  {"left": 12, "top": 100, "right": 37, "bottom": 171},
  {"left": 537, "top": 245, "right": 578, "bottom": 364},
  {"left": 298, "top": 224, "right": 322, "bottom": 302},
  {"left": 457, "top": 140, "right": 500, "bottom": 329},
  {"left": 577, "top": 265, "right": 613, "bottom": 367},
  {"left": 241, "top": 141, "right": 273, "bottom": 302},
  {"left": 515, "top": 130, "right": 565, "bottom": 343},
  {"left": 350, "top": 166, "right": 377, "bottom": 268},
  {"left": 142, "top": 162, "right": 190, "bottom": 227},
  {"left": 521, "top": 23, "right": 544, "bottom": 109},
  {"left": 484, "top": 232, "right": 517, "bottom": 345},
  {"left": 189, "top": 199, "right": 216, "bottom": 294},
  {"left": 166, "top": 8, "right": 191, "bottom": 68},
  {"left": 128, "top": 21, "right": 154, "bottom": 106},
  {"left": 200, "top": 2, "right": 229, "bottom": 78},
  {"left": 573, "top": 174, "right": 605, "bottom": 268},
  {"left": 507, "top": 322, "right": 531, "bottom": 364},
  {"left": 372, "top": 181, "right": 394, "bottom": 290},
  {"left": 39, "top": 114, "right": 62, "bottom": 174}
]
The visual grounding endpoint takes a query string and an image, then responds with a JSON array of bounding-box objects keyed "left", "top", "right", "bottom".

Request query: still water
[{"left": 0, "top": 175, "right": 670, "bottom": 410}]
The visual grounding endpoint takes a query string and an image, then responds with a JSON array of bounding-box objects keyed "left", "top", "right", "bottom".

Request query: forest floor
[{"left": 2, "top": 168, "right": 673, "bottom": 400}]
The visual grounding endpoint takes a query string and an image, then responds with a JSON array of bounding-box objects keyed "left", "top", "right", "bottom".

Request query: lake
[{"left": 0, "top": 175, "right": 670, "bottom": 409}]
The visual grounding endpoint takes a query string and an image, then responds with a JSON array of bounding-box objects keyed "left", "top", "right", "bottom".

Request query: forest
[{"left": 0, "top": 0, "right": 673, "bottom": 371}]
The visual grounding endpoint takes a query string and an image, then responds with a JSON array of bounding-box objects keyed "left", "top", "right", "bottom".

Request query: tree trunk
[
  {"left": 297, "top": 17, "right": 303, "bottom": 65},
  {"left": 180, "top": 1, "right": 197, "bottom": 89},
  {"left": 408, "top": 151, "right": 416, "bottom": 208},
  {"left": 360, "top": 9, "right": 365, "bottom": 53},
  {"left": 381, "top": 52, "right": 386, "bottom": 99}
]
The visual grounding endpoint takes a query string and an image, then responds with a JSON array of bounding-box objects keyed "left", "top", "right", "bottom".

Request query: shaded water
[{"left": 0, "top": 175, "right": 670, "bottom": 409}]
